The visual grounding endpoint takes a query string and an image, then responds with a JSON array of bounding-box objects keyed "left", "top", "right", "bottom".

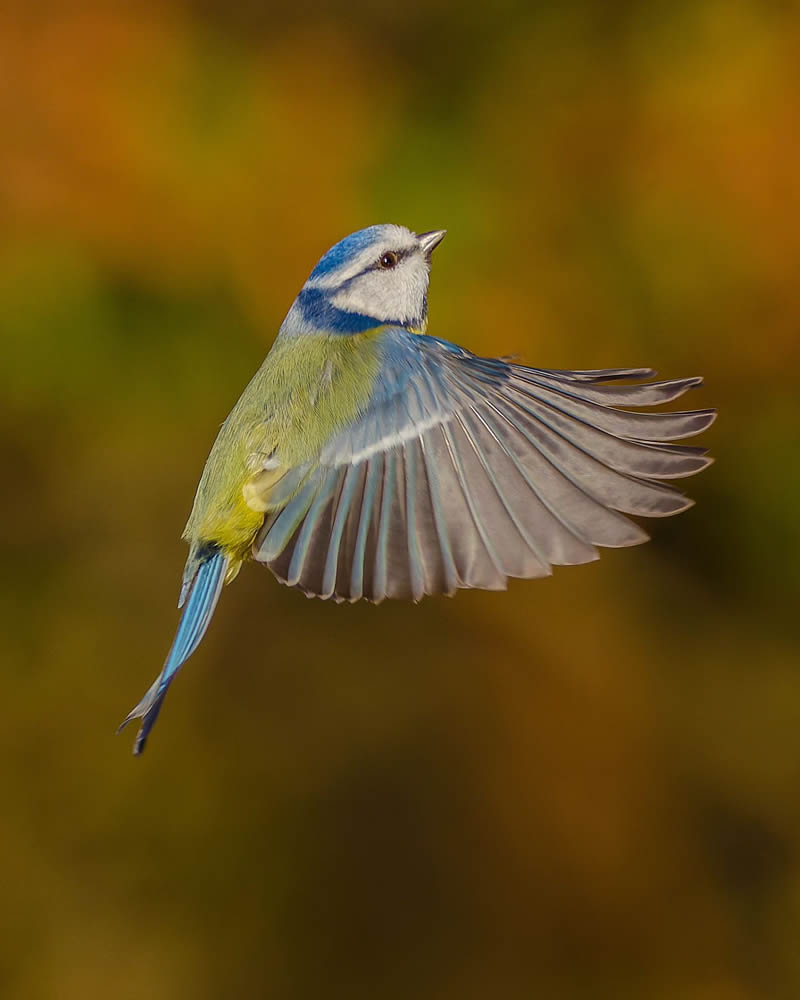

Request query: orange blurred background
[{"left": 1, "top": 2, "right": 798, "bottom": 998}]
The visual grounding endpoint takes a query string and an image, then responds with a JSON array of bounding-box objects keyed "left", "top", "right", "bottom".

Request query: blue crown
[{"left": 309, "top": 225, "right": 390, "bottom": 280}]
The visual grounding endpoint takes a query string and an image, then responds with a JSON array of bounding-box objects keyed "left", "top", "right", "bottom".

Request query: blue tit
[{"left": 120, "top": 224, "right": 715, "bottom": 754}]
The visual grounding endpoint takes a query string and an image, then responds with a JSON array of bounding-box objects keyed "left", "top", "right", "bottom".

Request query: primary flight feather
[{"left": 120, "top": 224, "right": 715, "bottom": 754}]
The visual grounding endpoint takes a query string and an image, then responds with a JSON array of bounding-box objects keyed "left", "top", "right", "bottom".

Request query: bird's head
[{"left": 292, "top": 224, "right": 446, "bottom": 335}]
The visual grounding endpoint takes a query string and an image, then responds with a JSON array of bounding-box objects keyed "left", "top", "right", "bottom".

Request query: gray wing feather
[
  {"left": 419, "top": 432, "right": 460, "bottom": 595},
  {"left": 252, "top": 332, "right": 715, "bottom": 602},
  {"left": 421, "top": 425, "right": 506, "bottom": 591},
  {"left": 349, "top": 457, "right": 380, "bottom": 600},
  {"left": 548, "top": 367, "right": 656, "bottom": 381},
  {"left": 523, "top": 371, "right": 704, "bottom": 406}
]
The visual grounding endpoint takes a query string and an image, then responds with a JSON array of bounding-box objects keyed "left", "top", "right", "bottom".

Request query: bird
[{"left": 119, "top": 223, "right": 716, "bottom": 755}]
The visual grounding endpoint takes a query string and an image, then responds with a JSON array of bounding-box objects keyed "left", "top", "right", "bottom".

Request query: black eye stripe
[{"left": 345, "top": 248, "right": 411, "bottom": 283}]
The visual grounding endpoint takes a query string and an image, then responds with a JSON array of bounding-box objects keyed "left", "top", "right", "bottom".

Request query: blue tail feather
[{"left": 119, "top": 547, "right": 227, "bottom": 755}]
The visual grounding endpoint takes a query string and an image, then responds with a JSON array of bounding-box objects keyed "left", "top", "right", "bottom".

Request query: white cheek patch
[{"left": 331, "top": 256, "right": 429, "bottom": 324}]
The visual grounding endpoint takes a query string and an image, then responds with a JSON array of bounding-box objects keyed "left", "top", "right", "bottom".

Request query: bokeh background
[{"left": 2, "top": 2, "right": 799, "bottom": 997}]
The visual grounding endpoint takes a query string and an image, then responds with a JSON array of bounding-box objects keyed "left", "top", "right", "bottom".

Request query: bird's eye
[{"left": 378, "top": 251, "right": 398, "bottom": 269}]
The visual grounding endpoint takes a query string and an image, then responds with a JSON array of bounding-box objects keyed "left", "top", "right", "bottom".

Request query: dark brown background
[{"left": 1, "top": 2, "right": 798, "bottom": 997}]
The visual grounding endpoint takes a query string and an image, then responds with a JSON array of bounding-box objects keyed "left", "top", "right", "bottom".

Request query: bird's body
[
  {"left": 183, "top": 328, "right": 384, "bottom": 561},
  {"left": 121, "top": 224, "right": 716, "bottom": 754}
]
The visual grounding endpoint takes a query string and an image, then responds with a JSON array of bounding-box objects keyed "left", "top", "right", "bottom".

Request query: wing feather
[
  {"left": 402, "top": 440, "right": 426, "bottom": 601},
  {"left": 285, "top": 469, "right": 338, "bottom": 590},
  {"left": 406, "top": 436, "right": 450, "bottom": 596},
  {"left": 421, "top": 424, "right": 506, "bottom": 590},
  {"left": 252, "top": 330, "right": 715, "bottom": 601},
  {"left": 322, "top": 462, "right": 362, "bottom": 599},
  {"left": 518, "top": 370, "right": 704, "bottom": 407},
  {"left": 351, "top": 454, "right": 382, "bottom": 601},
  {"left": 499, "top": 392, "right": 694, "bottom": 517},
  {"left": 419, "top": 432, "right": 459, "bottom": 595},
  {"left": 455, "top": 408, "right": 552, "bottom": 579}
]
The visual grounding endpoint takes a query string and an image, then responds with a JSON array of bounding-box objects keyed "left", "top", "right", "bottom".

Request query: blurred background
[{"left": 1, "top": 1, "right": 798, "bottom": 997}]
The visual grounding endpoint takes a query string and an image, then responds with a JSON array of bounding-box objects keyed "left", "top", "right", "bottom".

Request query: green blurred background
[{"left": 1, "top": 2, "right": 798, "bottom": 997}]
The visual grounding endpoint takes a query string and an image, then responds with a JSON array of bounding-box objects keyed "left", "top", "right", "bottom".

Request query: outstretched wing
[{"left": 252, "top": 330, "right": 715, "bottom": 602}]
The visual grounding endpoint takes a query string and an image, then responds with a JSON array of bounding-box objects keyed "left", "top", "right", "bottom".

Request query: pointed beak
[{"left": 418, "top": 229, "right": 447, "bottom": 255}]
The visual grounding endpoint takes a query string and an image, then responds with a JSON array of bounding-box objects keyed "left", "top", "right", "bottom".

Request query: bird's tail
[{"left": 119, "top": 545, "right": 228, "bottom": 755}]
